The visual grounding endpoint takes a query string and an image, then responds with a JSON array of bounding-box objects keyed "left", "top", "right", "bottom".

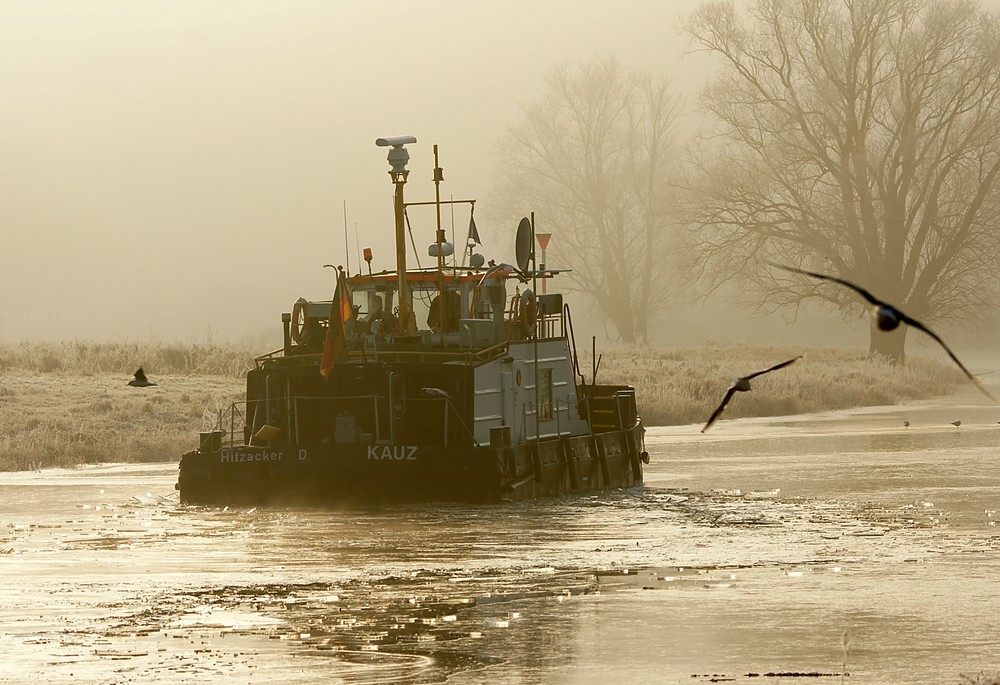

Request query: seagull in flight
[
  {"left": 769, "top": 263, "right": 995, "bottom": 402},
  {"left": 702, "top": 356, "right": 802, "bottom": 433},
  {"left": 128, "top": 367, "right": 157, "bottom": 387}
]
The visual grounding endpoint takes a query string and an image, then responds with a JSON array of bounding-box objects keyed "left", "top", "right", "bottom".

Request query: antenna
[
  {"left": 450, "top": 194, "right": 456, "bottom": 268},
  {"left": 354, "top": 222, "right": 361, "bottom": 276},
  {"left": 343, "top": 200, "right": 350, "bottom": 276}
]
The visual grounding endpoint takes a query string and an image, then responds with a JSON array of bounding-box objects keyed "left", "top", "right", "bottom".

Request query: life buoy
[
  {"left": 519, "top": 289, "right": 537, "bottom": 338},
  {"left": 291, "top": 298, "right": 309, "bottom": 345}
]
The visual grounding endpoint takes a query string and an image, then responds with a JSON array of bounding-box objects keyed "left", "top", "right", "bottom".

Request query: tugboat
[{"left": 177, "top": 136, "right": 648, "bottom": 506}]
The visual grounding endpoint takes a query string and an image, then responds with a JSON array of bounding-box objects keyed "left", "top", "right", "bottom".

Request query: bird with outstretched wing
[
  {"left": 702, "top": 356, "right": 802, "bottom": 433},
  {"left": 769, "top": 263, "right": 995, "bottom": 402}
]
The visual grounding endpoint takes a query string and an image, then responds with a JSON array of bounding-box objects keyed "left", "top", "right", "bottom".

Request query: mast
[
  {"left": 531, "top": 211, "right": 539, "bottom": 442},
  {"left": 376, "top": 135, "right": 418, "bottom": 336},
  {"left": 433, "top": 145, "right": 445, "bottom": 344}
]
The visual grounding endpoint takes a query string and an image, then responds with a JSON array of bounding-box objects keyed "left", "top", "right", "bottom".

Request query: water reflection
[{"left": 1, "top": 417, "right": 999, "bottom": 684}]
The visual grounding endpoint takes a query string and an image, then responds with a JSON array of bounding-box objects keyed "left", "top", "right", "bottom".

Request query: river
[{"left": 1, "top": 390, "right": 998, "bottom": 684}]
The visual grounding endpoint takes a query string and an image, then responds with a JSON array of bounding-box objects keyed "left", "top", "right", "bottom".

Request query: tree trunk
[
  {"left": 868, "top": 320, "right": 908, "bottom": 364},
  {"left": 613, "top": 309, "right": 636, "bottom": 344}
]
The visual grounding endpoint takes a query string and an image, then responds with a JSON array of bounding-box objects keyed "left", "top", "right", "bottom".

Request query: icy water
[{"left": 2, "top": 396, "right": 999, "bottom": 684}]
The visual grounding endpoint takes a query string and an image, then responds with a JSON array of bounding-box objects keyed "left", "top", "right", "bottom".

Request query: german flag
[{"left": 320, "top": 272, "right": 352, "bottom": 379}]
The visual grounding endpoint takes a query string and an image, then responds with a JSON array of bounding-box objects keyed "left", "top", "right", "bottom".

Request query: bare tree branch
[
  {"left": 681, "top": 0, "right": 1000, "bottom": 361},
  {"left": 491, "top": 59, "right": 685, "bottom": 344}
]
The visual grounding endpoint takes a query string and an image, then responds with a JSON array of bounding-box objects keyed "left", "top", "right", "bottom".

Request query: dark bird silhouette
[
  {"left": 769, "top": 263, "right": 995, "bottom": 402},
  {"left": 128, "top": 367, "right": 157, "bottom": 387},
  {"left": 702, "top": 356, "right": 802, "bottom": 433},
  {"left": 951, "top": 420, "right": 962, "bottom": 428},
  {"left": 903, "top": 420, "right": 910, "bottom": 428}
]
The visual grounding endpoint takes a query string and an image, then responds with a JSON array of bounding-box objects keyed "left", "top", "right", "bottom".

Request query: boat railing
[
  {"left": 253, "top": 347, "right": 287, "bottom": 368},
  {"left": 504, "top": 292, "right": 566, "bottom": 341},
  {"left": 201, "top": 402, "right": 249, "bottom": 451},
  {"left": 535, "top": 294, "right": 566, "bottom": 340},
  {"left": 202, "top": 391, "right": 478, "bottom": 450},
  {"left": 255, "top": 341, "right": 509, "bottom": 369}
]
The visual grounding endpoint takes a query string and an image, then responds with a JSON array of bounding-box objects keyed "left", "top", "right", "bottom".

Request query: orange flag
[{"left": 320, "top": 273, "right": 352, "bottom": 379}]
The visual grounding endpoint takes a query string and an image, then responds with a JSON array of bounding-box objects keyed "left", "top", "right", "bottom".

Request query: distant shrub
[
  {"left": 38, "top": 353, "right": 62, "bottom": 372},
  {"left": 0, "top": 341, "right": 258, "bottom": 377},
  {"left": 160, "top": 344, "right": 190, "bottom": 371}
]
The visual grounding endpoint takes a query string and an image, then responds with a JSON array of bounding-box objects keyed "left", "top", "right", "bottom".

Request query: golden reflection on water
[{"left": 1, "top": 419, "right": 999, "bottom": 684}]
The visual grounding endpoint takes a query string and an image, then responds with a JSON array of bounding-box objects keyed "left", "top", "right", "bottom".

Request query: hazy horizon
[
  {"left": 3, "top": 0, "right": 999, "bottom": 356},
  {"left": 0, "top": 1, "right": 702, "bottom": 343}
]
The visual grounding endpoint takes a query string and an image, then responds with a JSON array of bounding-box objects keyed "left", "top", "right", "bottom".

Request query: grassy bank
[
  {"left": 0, "top": 374, "right": 245, "bottom": 472},
  {"left": 589, "top": 343, "right": 966, "bottom": 427},
  {"left": 0, "top": 341, "right": 257, "bottom": 471},
  {"left": 0, "top": 341, "right": 965, "bottom": 471}
]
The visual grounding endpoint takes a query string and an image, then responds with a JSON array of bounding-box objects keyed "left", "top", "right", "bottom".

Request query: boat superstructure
[{"left": 177, "top": 137, "right": 647, "bottom": 505}]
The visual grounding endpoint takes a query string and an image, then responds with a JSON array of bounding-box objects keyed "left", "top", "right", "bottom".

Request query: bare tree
[
  {"left": 683, "top": 0, "right": 1000, "bottom": 362},
  {"left": 492, "top": 59, "right": 684, "bottom": 344}
]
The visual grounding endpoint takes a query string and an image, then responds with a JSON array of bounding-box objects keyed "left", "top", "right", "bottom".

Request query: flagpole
[{"left": 465, "top": 202, "right": 480, "bottom": 268}]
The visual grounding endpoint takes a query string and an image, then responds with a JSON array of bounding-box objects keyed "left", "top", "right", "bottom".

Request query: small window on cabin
[{"left": 539, "top": 368, "right": 553, "bottom": 421}]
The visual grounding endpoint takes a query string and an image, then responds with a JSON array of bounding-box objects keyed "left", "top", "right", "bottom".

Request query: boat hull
[{"left": 177, "top": 423, "right": 645, "bottom": 506}]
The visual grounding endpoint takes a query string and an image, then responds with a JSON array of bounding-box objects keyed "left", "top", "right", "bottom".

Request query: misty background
[{"left": 3, "top": 0, "right": 998, "bottom": 358}]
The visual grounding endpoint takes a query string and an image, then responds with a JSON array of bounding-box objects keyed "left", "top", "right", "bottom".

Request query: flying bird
[
  {"left": 951, "top": 420, "right": 962, "bottom": 428},
  {"left": 769, "top": 263, "right": 995, "bottom": 402},
  {"left": 702, "top": 356, "right": 802, "bottom": 433},
  {"left": 128, "top": 367, "right": 157, "bottom": 387}
]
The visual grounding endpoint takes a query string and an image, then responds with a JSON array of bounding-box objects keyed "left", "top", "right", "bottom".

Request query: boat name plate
[
  {"left": 368, "top": 445, "right": 418, "bottom": 461},
  {"left": 220, "top": 448, "right": 303, "bottom": 463}
]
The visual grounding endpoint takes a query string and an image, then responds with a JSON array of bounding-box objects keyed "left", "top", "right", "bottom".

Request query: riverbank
[
  {"left": 590, "top": 342, "right": 968, "bottom": 426},
  {"left": 0, "top": 374, "right": 244, "bottom": 471},
  {"left": 0, "top": 342, "right": 970, "bottom": 471}
]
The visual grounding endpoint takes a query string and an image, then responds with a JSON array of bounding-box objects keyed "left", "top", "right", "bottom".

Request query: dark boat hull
[{"left": 177, "top": 422, "right": 645, "bottom": 506}]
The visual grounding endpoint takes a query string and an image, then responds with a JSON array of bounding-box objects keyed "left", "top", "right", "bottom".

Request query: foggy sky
[
  {"left": 3, "top": 1, "right": 998, "bottom": 351},
  {"left": 1, "top": 0, "right": 704, "bottom": 344}
]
